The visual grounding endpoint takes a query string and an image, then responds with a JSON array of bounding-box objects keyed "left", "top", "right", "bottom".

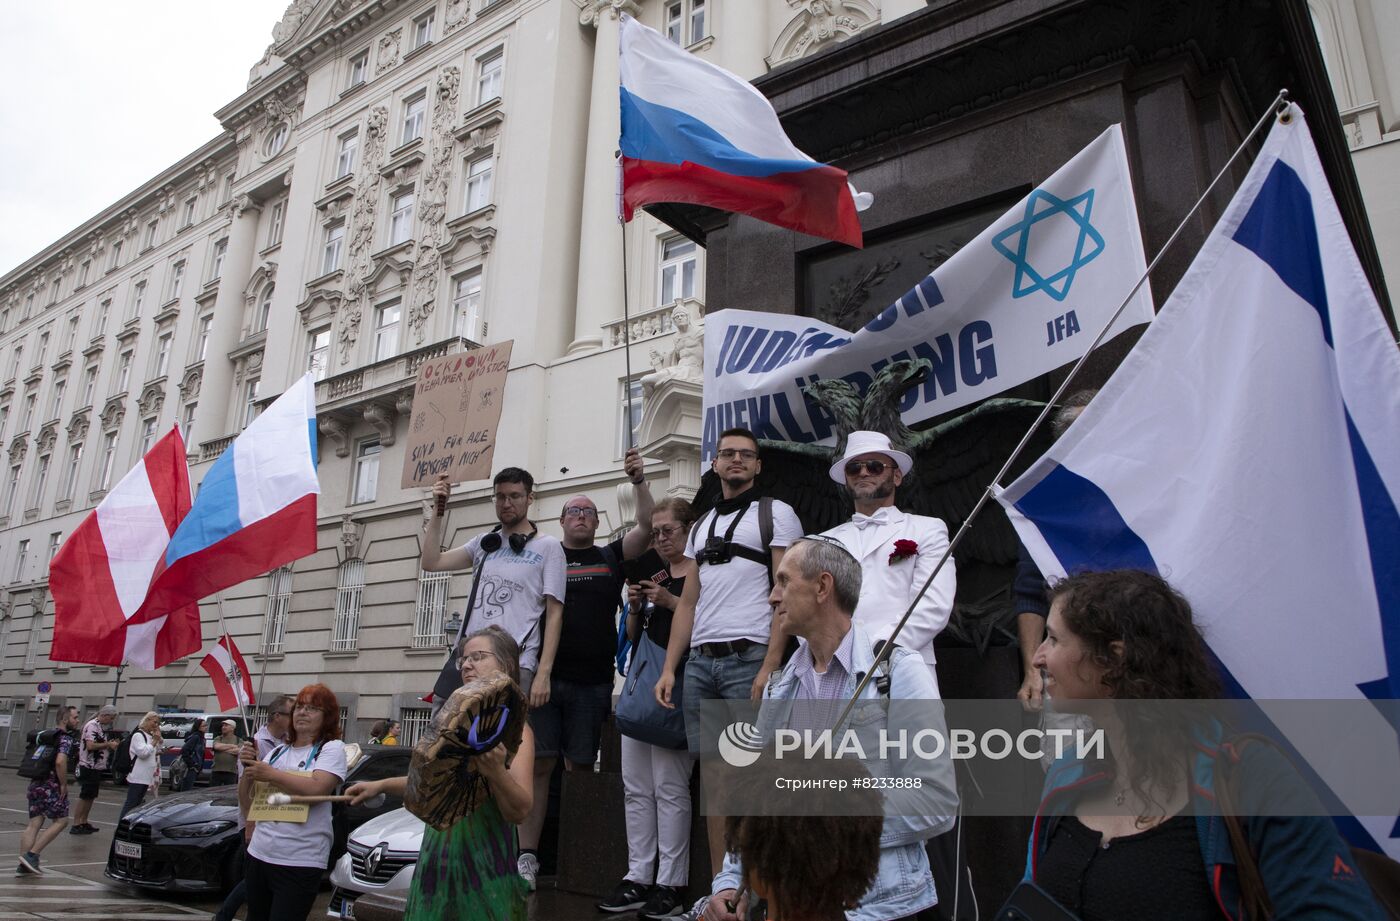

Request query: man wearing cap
[
  {"left": 71, "top": 705, "right": 120, "bottom": 835},
  {"left": 820, "top": 431, "right": 956, "bottom": 695}
]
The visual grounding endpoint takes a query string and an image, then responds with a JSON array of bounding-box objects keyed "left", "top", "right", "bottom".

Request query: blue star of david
[{"left": 992, "top": 188, "right": 1105, "bottom": 302}]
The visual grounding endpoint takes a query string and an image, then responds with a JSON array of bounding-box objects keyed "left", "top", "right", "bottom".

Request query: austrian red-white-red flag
[
  {"left": 49, "top": 428, "right": 201, "bottom": 669},
  {"left": 199, "top": 635, "right": 255, "bottom": 711}
]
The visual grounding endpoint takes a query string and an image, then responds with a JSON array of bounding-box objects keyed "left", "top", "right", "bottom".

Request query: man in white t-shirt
[
  {"left": 422, "top": 466, "right": 566, "bottom": 705},
  {"left": 654, "top": 427, "right": 802, "bottom": 873}
]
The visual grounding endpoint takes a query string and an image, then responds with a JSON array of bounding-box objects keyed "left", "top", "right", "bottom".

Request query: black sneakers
[
  {"left": 598, "top": 879, "right": 651, "bottom": 913},
  {"left": 640, "top": 886, "right": 686, "bottom": 919}
]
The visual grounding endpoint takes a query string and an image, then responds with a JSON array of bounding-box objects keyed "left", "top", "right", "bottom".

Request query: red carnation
[{"left": 889, "top": 539, "right": 918, "bottom": 564}]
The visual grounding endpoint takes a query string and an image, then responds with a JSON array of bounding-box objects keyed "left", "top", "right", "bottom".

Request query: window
[
  {"left": 116, "top": 350, "right": 132, "bottom": 392},
  {"left": 264, "top": 122, "right": 290, "bottom": 157},
  {"left": 374, "top": 302, "right": 401, "bottom": 361},
  {"left": 308, "top": 326, "right": 332, "bottom": 381},
  {"left": 139, "top": 417, "right": 157, "bottom": 455},
  {"left": 464, "top": 155, "right": 493, "bottom": 212},
  {"left": 195, "top": 314, "right": 212, "bottom": 362},
  {"left": 60, "top": 443, "right": 82, "bottom": 500},
  {"left": 78, "top": 261, "right": 90, "bottom": 288},
  {"left": 96, "top": 432, "right": 117, "bottom": 491},
  {"left": 20, "top": 393, "right": 35, "bottom": 430},
  {"left": 413, "top": 569, "right": 452, "bottom": 648},
  {"left": 659, "top": 237, "right": 697, "bottom": 305},
  {"left": 0, "top": 404, "right": 7, "bottom": 439},
  {"left": 267, "top": 201, "right": 285, "bottom": 248},
  {"left": 129, "top": 280, "right": 146, "bottom": 320},
  {"left": 331, "top": 558, "right": 366, "bottom": 651},
  {"left": 168, "top": 260, "right": 185, "bottom": 300},
  {"left": 398, "top": 707, "right": 432, "bottom": 747},
  {"left": 322, "top": 222, "right": 346, "bottom": 274},
  {"left": 154, "top": 333, "right": 172, "bottom": 377},
  {"left": 0, "top": 307, "right": 8, "bottom": 333},
  {"left": 412, "top": 10, "right": 435, "bottom": 50},
  {"left": 183, "top": 197, "right": 198, "bottom": 227},
  {"left": 389, "top": 191, "right": 415, "bottom": 245},
  {"left": 49, "top": 278, "right": 62, "bottom": 305},
  {"left": 401, "top": 94, "right": 426, "bottom": 146},
  {"left": 452, "top": 271, "right": 483, "bottom": 341},
  {"left": 29, "top": 454, "right": 50, "bottom": 510},
  {"left": 665, "top": 0, "right": 706, "bottom": 45},
  {"left": 476, "top": 51, "right": 503, "bottom": 105},
  {"left": 243, "top": 377, "right": 261, "bottom": 428},
  {"left": 210, "top": 239, "right": 228, "bottom": 280},
  {"left": 13, "top": 540, "right": 28, "bottom": 582},
  {"left": 181, "top": 402, "right": 197, "bottom": 436},
  {"left": 335, "top": 131, "right": 358, "bottom": 179},
  {"left": 145, "top": 218, "right": 160, "bottom": 250},
  {"left": 9, "top": 345, "right": 22, "bottom": 378},
  {"left": 81, "top": 365, "right": 98, "bottom": 406},
  {"left": 65, "top": 313, "right": 80, "bottom": 350},
  {"left": 96, "top": 299, "right": 110, "bottom": 334},
  {"left": 46, "top": 532, "right": 60, "bottom": 562},
  {"left": 352, "top": 439, "right": 380, "bottom": 503},
  {"left": 0, "top": 617, "right": 11, "bottom": 677},
  {"left": 23, "top": 293, "right": 34, "bottom": 319},
  {"left": 618, "top": 378, "right": 644, "bottom": 455},
  {"left": 109, "top": 240, "right": 123, "bottom": 271},
  {"left": 47, "top": 376, "right": 65, "bottom": 420},
  {"left": 23, "top": 603, "right": 42, "bottom": 670},
  {"left": 3, "top": 467, "right": 20, "bottom": 518},
  {"left": 256, "top": 285, "right": 274, "bottom": 332},
  {"left": 262, "top": 567, "right": 293, "bottom": 654},
  {"left": 36, "top": 329, "right": 50, "bottom": 365},
  {"left": 348, "top": 50, "right": 369, "bottom": 88}
]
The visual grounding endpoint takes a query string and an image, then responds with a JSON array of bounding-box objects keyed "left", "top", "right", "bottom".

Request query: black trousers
[{"left": 245, "top": 854, "right": 322, "bottom": 921}]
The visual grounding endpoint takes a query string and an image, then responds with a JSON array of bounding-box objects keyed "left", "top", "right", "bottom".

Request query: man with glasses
[
  {"left": 820, "top": 431, "right": 956, "bottom": 694},
  {"left": 214, "top": 695, "right": 293, "bottom": 921},
  {"left": 655, "top": 427, "right": 802, "bottom": 874},
  {"left": 515, "top": 447, "right": 652, "bottom": 888}
]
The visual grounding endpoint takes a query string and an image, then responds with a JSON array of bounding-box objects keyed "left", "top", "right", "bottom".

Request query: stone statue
[{"left": 640, "top": 304, "right": 705, "bottom": 394}]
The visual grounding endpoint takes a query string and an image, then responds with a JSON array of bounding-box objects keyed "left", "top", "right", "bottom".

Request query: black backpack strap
[{"left": 598, "top": 542, "right": 624, "bottom": 587}]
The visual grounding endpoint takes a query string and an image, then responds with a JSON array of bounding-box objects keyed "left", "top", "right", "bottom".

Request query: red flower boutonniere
[{"left": 889, "top": 539, "right": 918, "bottom": 564}]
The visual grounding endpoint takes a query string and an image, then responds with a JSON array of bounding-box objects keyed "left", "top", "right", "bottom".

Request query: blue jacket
[
  {"left": 713, "top": 623, "right": 958, "bottom": 921},
  {"left": 1024, "top": 724, "right": 1383, "bottom": 920}
]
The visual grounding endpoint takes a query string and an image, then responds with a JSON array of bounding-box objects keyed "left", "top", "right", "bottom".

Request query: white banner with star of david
[{"left": 699, "top": 124, "right": 1153, "bottom": 460}]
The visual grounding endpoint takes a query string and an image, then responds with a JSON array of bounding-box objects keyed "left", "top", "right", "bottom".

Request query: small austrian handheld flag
[{"left": 200, "top": 635, "right": 256, "bottom": 711}]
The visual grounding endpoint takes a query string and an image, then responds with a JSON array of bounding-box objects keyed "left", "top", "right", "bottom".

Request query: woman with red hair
[{"left": 238, "top": 683, "right": 348, "bottom": 921}]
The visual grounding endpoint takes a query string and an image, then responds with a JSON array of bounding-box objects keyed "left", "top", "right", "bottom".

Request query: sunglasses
[{"left": 844, "top": 459, "right": 892, "bottom": 476}]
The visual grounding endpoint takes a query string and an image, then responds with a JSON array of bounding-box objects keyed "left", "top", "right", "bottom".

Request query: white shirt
[
  {"left": 822, "top": 507, "right": 956, "bottom": 690},
  {"left": 247, "top": 739, "right": 348, "bottom": 869},
  {"left": 458, "top": 532, "right": 566, "bottom": 672},
  {"left": 126, "top": 729, "right": 161, "bottom": 786},
  {"left": 685, "top": 498, "right": 802, "bottom": 646}
]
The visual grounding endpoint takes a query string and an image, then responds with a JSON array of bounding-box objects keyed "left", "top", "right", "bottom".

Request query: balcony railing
[{"left": 315, "top": 336, "right": 479, "bottom": 413}]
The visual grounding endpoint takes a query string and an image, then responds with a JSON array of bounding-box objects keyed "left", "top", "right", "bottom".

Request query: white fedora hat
[{"left": 828, "top": 431, "right": 913, "bottom": 484}]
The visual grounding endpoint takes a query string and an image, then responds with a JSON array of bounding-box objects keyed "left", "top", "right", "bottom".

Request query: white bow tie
[{"left": 851, "top": 511, "right": 890, "bottom": 530}]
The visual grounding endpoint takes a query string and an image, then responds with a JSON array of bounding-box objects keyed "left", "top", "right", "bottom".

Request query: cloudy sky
[{"left": 0, "top": 1, "right": 291, "bottom": 278}]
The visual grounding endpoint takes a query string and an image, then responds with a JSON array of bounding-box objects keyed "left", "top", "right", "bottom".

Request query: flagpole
[
  {"left": 831, "top": 88, "right": 1293, "bottom": 728},
  {"left": 210, "top": 591, "right": 255, "bottom": 741},
  {"left": 617, "top": 149, "right": 637, "bottom": 450}
]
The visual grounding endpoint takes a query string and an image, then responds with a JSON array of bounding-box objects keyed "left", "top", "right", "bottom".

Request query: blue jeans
[
  {"left": 119, "top": 782, "right": 148, "bottom": 820},
  {"left": 681, "top": 643, "right": 768, "bottom": 755}
]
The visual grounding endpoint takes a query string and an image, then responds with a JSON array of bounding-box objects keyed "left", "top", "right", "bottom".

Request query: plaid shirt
[{"left": 787, "top": 626, "right": 857, "bottom": 735}]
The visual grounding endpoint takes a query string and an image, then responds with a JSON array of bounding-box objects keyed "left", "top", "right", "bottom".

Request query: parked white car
[{"left": 327, "top": 807, "right": 424, "bottom": 919}]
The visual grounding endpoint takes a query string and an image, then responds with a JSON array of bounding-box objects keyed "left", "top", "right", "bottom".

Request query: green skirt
[{"left": 404, "top": 797, "right": 527, "bottom": 921}]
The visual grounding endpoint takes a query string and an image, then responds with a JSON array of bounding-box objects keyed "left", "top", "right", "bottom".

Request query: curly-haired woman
[
  {"left": 238, "top": 683, "right": 348, "bottom": 921},
  {"left": 1024, "top": 569, "right": 1382, "bottom": 920}
]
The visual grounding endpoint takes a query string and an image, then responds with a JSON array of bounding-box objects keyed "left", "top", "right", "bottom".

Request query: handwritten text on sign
[{"left": 401, "top": 340, "right": 514, "bottom": 487}]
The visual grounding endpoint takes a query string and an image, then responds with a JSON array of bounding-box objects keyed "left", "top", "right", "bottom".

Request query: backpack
[
  {"left": 17, "top": 728, "right": 64, "bottom": 780},
  {"left": 112, "top": 728, "right": 140, "bottom": 783}
]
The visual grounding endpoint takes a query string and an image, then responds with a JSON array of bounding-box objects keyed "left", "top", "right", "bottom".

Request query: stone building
[{"left": 0, "top": 0, "right": 928, "bottom": 753}]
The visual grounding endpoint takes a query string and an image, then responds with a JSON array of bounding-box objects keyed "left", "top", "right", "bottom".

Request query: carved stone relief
[
  {"left": 319, "top": 414, "right": 351, "bottom": 458},
  {"left": 138, "top": 383, "right": 166, "bottom": 418},
  {"left": 7, "top": 436, "right": 26, "bottom": 466},
  {"left": 445, "top": 0, "right": 470, "bottom": 33},
  {"left": 770, "top": 0, "right": 879, "bottom": 67},
  {"left": 178, "top": 366, "right": 203, "bottom": 402},
  {"left": 363, "top": 400, "right": 398, "bottom": 446},
  {"left": 100, "top": 396, "right": 125, "bottom": 432},
  {"left": 339, "top": 105, "right": 391, "bottom": 366},
  {"left": 233, "top": 350, "right": 264, "bottom": 386},
  {"left": 35, "top": 422, "right": 58, "bottom": 454},
  {"left": 580, "top": 0, "right": 642, "bottom": 27},
  {"left": 406, "top": 66, "right": 461, "bottom": 345},
  {"left": 66, "top": 408, "right": 90, "bottom": 443},
  {"left": 376, "top": 28, "right": 403, "bottom": 76}
]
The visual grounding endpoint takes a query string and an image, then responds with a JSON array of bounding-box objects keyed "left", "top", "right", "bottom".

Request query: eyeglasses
[
  {"left": 653, "top": 524, "right": 686, "bottom": 539},
  {"left": 844, "top": 459, "right": 891, "bottom": 476},
  {"left": 716, "top": 448, "right": 758, "bottom": 462},
  {"left": 456, "top": 651, "right": 497, "bottom": 667},
  {"left": 563, "top": 506, "right": 598, "bottom": 520}
]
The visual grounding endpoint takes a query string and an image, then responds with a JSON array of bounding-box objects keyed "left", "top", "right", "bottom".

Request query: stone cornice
[
  {"left": 215, "top": 67, "right": 310, "bottom": 133},
  {"left": 282, "top": 0, "right": 410, "bottom": 73}
]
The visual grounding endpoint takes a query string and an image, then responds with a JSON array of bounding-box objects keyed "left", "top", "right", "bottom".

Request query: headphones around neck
[{"left": 481, "top": 522, "right": 537, "bottom": 555}]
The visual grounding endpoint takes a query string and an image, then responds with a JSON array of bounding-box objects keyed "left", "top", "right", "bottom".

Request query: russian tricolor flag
[
  {"left": 619, "top": 15, "right": 865, "bottom": 248},
  {"left": 139, "top": 373, "right": 320, "bottom": 619}
]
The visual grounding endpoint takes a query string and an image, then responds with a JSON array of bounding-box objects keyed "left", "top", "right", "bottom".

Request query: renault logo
[{"left": 365, "top": 843, "right": 387, "bottom": 879}]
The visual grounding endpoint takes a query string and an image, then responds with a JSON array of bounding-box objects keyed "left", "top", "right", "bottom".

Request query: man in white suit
[{"left": 820, "top": 430, "right": 956, "bottom": 696}]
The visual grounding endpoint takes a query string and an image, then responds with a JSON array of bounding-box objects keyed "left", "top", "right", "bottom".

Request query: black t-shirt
[
  {"left": 555, "top": 539, "right": 626, "bottom": 685},
  {"left": 642, "top": 574, "right": 685, "bottom": 651}
]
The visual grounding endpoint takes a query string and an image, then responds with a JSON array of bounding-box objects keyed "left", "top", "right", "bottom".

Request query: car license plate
[
  {"left": 339, "top": 899, "right": 356, "bottom": 920},
  {"left": 114, "top": 841, "right": 142, "bottom": 859}
]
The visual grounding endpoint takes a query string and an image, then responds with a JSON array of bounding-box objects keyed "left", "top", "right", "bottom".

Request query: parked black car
[{"left": 105, "top": 744, "right": 411, "bottom": 894}]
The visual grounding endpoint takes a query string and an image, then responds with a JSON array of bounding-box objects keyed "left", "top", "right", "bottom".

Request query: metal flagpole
[
  {"left": 832, "top": 88, "right": 1293, "bottom": 727},
  {"left": 617, "top": 149, "right": 637, "bottom": 450}
]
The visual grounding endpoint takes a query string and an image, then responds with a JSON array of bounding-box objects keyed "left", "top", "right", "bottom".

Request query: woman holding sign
[{"left": 238, "top": 683, "right": 347, "bottom": 921}]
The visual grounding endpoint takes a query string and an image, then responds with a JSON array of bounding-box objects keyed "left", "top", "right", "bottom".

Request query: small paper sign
[
  {"left": 247, "top": 771, "right": 312, "bottom": 824},
  {"left": 401, "top": 340, "right": 514, "bottom": 488}
]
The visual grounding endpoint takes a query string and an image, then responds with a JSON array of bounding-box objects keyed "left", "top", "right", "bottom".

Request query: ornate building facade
[{"left": 0, "top": 0, "right": 926, "bottom": 752}]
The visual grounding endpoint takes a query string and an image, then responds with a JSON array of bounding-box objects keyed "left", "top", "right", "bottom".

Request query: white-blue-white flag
[{"left": 995, "top": 105, "right": 1400, "bottom": 855}]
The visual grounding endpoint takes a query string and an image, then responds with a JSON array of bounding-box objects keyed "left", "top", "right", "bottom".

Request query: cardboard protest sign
[
  {"left": 401, "top": 340, "right": 513, "bottom": 488},
  {"left": 247, "top": 774, "right": 311, "bottom": 824}
]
